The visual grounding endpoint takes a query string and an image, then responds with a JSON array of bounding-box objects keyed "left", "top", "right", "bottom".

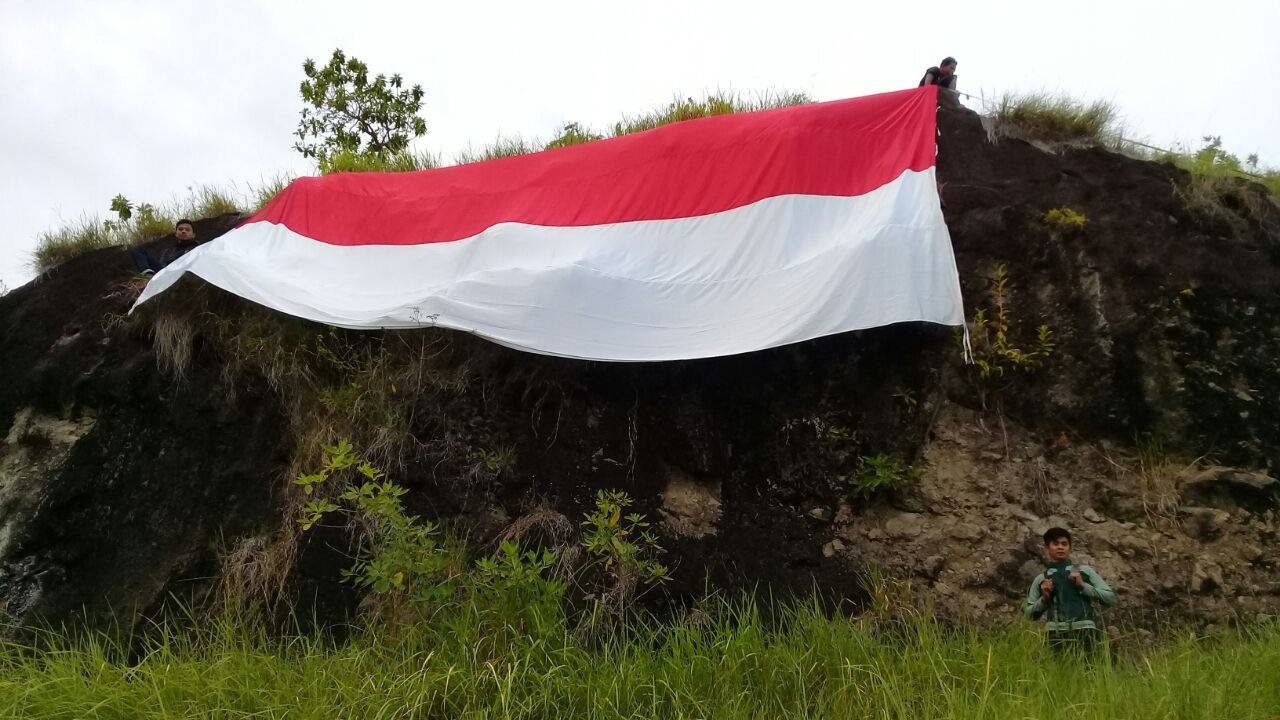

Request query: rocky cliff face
[
  {"left": 0, "top": 216, "right": 287, "bottom": 627},
  {"left": 2, "top": 105, "right": 1277, "bottom": 632}
]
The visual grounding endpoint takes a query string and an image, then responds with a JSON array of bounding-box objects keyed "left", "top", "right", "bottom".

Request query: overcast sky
[{"left": 2, "top": 0, "right": 1278, "bottom": 290}]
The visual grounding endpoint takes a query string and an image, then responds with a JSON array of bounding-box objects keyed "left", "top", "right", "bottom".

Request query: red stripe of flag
[{"left": 249, "top": 86, "right": 938, "bottom": 246}]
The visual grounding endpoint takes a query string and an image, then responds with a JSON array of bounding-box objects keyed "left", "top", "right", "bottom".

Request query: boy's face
[
  {"left": 175, "top": 223, "right": 196, "bottom": 241},
  {"left": 1045, "top": 537, "right": 1071, "bottom": 562}
]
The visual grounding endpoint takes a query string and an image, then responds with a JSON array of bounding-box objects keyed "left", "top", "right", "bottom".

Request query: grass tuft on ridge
[{"left": 993, "top": 92, "right": 1119, "bottom": 144}]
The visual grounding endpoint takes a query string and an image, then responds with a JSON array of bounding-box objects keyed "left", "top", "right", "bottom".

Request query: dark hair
[
  {"left": 1043, "top": 527, "right": 1071, "bottom": 545},
  {"left": 940, "top": 57, "right": 957, "bottom": 68},
  {"left": 175, "top": 219, "right": 194, "bottom": 229}
]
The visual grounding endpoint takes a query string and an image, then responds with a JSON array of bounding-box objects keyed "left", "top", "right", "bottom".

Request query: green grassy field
[{"left": 3, "top": 602, "right": 1276, "bottom": 720}]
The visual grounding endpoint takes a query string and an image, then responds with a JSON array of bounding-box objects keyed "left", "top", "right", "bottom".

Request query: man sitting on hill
[
  {"left": 1024, "top": 527, "right": 1116, "bottom": 651},
  {"left": 130, "top": 219, "right": 200, "bottom": 275},
  {"left": 919, "top": 57, "right": 958, "bottom": 90}
]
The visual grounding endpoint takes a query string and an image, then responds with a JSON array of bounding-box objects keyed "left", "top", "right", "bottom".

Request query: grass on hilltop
[
  {"left": 28, "top": 185, "right": 253, "bottom": 275},
  {"left": 610, "top": 89, "right": 812, "bottom": 136},
  {"left": 992, "top": 92, "right": 1119, "bottom": 144},
  {"left": 318, "top": 149, "right": 438, "bottom": 174},
  {"left": 1, "top": 598, "right": 1277, "bottom": 720},
  {"left": 452, "top": 90, "right": 813, "bottom": 165}
]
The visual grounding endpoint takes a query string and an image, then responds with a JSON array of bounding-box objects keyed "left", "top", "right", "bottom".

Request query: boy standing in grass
[{"left": 1024, "top": 527, "right": 1116, "bottom": 651}]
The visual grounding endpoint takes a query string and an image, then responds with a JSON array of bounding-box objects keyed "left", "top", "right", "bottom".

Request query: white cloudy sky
[{"left": 2, "top": 0, "right": 1278, "bottom": 290}]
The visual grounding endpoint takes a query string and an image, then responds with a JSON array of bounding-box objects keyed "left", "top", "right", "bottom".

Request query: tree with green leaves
[{"left": 294, "top": 49, "right": 427, "bottom": 164}]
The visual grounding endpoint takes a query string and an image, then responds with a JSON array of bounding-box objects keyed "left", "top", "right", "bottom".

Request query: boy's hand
[
  {"left": 1068, "top": 571, "right": 1084, "bottom": 586},
  {"left": 1040, "top": 579, "right": 1054, "bottom": 598}
]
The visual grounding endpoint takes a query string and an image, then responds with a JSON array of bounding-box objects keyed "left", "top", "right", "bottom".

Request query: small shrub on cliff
[
  {"left": 578, "top": 490, "right": 670, "bottom": 630},
  {"left": 545, "top": 122, "right": 605, "bottom": 149},
  {"left": 467, "top": 445, "right": 517, "bottom": 480},
  {"left": 1161, "top": 136, "right": 1275, "bottom": 226},
  {"left": 473, "top": 540, "right": 564, "bottom": 633},
  {"left": 964, "top": 264, "right": 1055, "bottom": 457},
  {"left": 581, "top": 490, "right": 668, "bottom": 587},
  {"left": 296, "top": 439, "right": 456, "bottom": 607},
  {"left": 294, "top": 440, "right": 667, "bottom": 629},
  {"left": 1041, "top": 206, "right": 1088, "bottom": 230},
  {"left": 839, "top": 454, "right": 921, "bottom": 500},
  {"left": 968, "top": 263, "right": 1055, "bottom": 381}
]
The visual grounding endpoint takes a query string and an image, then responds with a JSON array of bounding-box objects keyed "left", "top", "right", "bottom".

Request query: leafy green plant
[
  {"left": 839, "top": 454, "right": 921, "bottom": 499},
  {"left": 968, "top": 263, "right": 1055, "bottom": 381},
  {"left": 473, "top": 540, "right": 563, "bottom": 632},
  {"left": 294, "top": 48, "right": 427, "bottom": 165},
  {"left": 1161, "top": 136, "right": 1275, "bottom": 223},
  {"left": 294, "top": 439, "right": 455, "bottom": 606},
  {"left": 1041, "top": 207, "right": 1088, "bottom": 230},
  {"left": 962, "top": 264, "right": 1056, "bottom": 457},
  {"left": 892, "top": 387, "right": 919, "bottom": 411},
  {"left": 110, "top": 194, "right": 133, "bottom": 222},
  {"left": 581, "top": 490, "right": 668, "bottom": 588},
  {"left": 545, "top": 122, "right": 604, "bottom": 149},
  {"left": 822, "top": 423, "right": 859, "bottom": 446},
  {"left": 467, "top": 445, "right": 517, "bottom": 480}
]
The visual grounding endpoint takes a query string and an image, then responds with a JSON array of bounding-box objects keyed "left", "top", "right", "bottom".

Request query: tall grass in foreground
[{"left": 2, "top": 602, "right": 1277, "bottom": 719}]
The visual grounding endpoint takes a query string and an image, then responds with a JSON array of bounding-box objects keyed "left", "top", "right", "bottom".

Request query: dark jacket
[{"left": 919, "top": 67, "right": 957, "bottom": 90}]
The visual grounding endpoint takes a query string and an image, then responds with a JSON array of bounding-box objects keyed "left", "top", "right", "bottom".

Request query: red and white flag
[{"left": 136, "top": 86, "right": 963, "bottom": 361}]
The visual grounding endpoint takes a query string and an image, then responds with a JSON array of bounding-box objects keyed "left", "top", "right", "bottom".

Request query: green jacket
[{"left": 1024, "top": 564, "right": 1116, "bottom": 632}]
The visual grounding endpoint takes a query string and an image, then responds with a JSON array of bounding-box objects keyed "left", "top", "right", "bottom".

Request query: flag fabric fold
[{"left": 135, "top": 85, "right": 964, "bottom": 362}]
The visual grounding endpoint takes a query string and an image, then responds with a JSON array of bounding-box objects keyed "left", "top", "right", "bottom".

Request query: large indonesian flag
[{"left": 136, "top": 86, "right": 963, "bottom": 361}]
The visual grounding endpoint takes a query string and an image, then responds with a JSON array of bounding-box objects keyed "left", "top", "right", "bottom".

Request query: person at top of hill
[
  {"left": 1024, "top": 527, "right": 1116, "bottom": 652},
  {"left": 130, "top": 219, "right": 200, "bottom": 275},
  {"left": 919, "top": 57, "right": 958, "bottom": 90}
]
